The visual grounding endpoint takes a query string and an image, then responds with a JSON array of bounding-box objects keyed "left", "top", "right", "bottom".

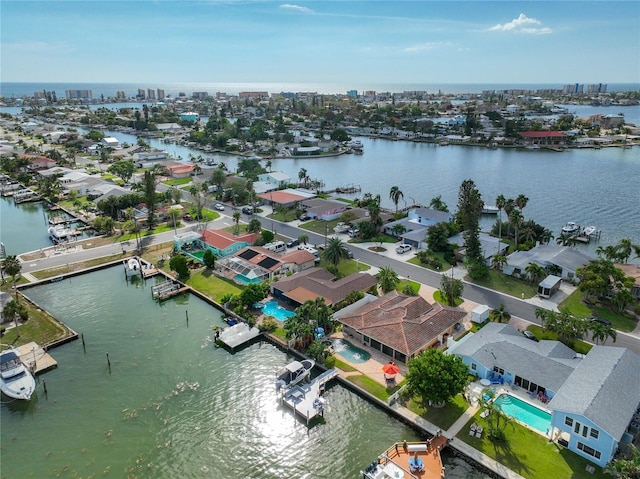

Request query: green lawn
[
  {"left": 433, "top": 290, "right": 464, "bottom": 307},
  {"left": 560, "top": 289, "right": 637, "bottom": 332},
  {"left": 456, "top": 413, "right": 606, "bottom": 479},
  {"left": 405, "top": 394, "right": 469, "bottom": 430},
  {"left": 1, "top": 299, "right": 72, "bottom": 347},
  {"left": 185, "top": 270, "right": 242, "bottom": 302},
  {"left": 468, "top": 269, "right": 538, "bottom": 298},
  {"left": 527, "top": 325, "right": 593, "bottom": 354},
  {"left": 346, "top": 374, "right": 403, "bottom": 401},
  {"left": 163, "top": 177, "right": 192, "bottom": 186},
  {"left": 407, "top": 253, "right": 447, "bottom": 272},
  {"left": 397, "top": 279, "right": 422, "bottom": 295}
]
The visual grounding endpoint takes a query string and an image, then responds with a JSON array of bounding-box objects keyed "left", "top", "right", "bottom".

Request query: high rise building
[
  {"left": 157, "top": 89, "right": 165, "bottom": 100},
  {"left": 147, "top": 89, "right": 156, "bottom": 100},
  {"left": 65, "top": 89, "right": 93, "bottom": 100},
  {"left": 137, "top": 88, "right": 146, "bottom": 99}
]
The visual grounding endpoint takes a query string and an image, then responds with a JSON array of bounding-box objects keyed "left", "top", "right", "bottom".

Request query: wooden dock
[
  {"left": 362, "top": 438, "right": 448, "bottom": 479},
  {"left": 15, "top": 342, "right": 57, "bottom": 375},
  {"left": 151, "top": 279, "right": 188, "bottom": 300},
  {"left": 281, "top": 368, "right": 339, "bottom": 424}
]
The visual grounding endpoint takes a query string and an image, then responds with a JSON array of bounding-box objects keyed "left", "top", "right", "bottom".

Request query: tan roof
[
  {"left": 272, "top": 267, "right": 377, "bottom": 306},
  {"left": 338, "top": 291, "right": 466, "bottom": 356},
  {"left": 280, "top": 249, "right": 316, "bottom": 265},
  {"left": 617, "top": 263, "right": 640, "bottom": 286},
  {"left": 257, "top": 190, "right": 307, "bottom": 205}
]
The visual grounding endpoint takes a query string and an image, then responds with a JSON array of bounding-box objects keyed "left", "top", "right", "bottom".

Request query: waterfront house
[
  {"left": 165, "top": 163, "right": 195, "bottom": 179},
  {"left": 502, "top": 244, "right": 593, "bottom": 282},
  {"left": 198, "top": 229, "right": 259, "bottom": 258},
  {"left": 448, "top": 232, "right": 509, "bottom": 266},
  {"left": 101, "top": 137, "right": 120, "bottom": 149},
  {"left": 383, "top": 207, "right": 453, "bottom": 248},
  {"left": 447, "top": 322, "right": 640, "bottom": 468},
  {"left": 271, "top": 267, "right": 377, "bottom": 308},
  {"left": 299, "top": 198, "right": 349, "bottom": 221},
  {"left": 257, "top": 188, "right": 315, "bottom": 209},
  {"left": 518, "top": 131, "right": 567, "bottom": 147},
  {"left": 334, "top": 291, "right": 467, "bottom": 364},
  {"left": 254, "top": 171, "right": 291, "bottom": 193}
]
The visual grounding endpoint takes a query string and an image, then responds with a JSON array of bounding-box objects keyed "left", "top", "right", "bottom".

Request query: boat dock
[
  {"left": 281, "top": 368, "right": 339, "bottom": 424},
  {"left": 217, "top": 322, "right": 261, "bottom": 350},
  {"left": 151, "top": 279, "right": 189, "bottom": 301},
  {"left": 363, "top": 438, "right": 448, "bottom": 479},
  {"left": 15, "top": 342, "right": 57, "bottom": 375}
]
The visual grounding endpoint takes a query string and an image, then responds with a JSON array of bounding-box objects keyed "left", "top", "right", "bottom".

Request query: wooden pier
[
  {"left": 281, "top": 368, "right": 339, "bottom": 424},
  {"left": 363, "top": 438, "right": 448, "bottom": 479},
  {"left": 15, "top": 342, "right": 57, "bottom": 375},
  {"left": 151, "top": 280, "right": 188, "bottom": 301}
]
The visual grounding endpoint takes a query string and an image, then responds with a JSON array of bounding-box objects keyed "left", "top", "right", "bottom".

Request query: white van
[{"left": 263, "top": 241, "right": 286, "bottom": 253}]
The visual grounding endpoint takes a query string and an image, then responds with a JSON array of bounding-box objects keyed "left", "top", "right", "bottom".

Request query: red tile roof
[
  {"left": 519, "top": 131, "right": 566, "bottom": 138},
  {"left": 201, "top": 229, "right": 258, "bottom": 249},
  {"left": 338, "top": 291, "right": 467, "bottom": 356},
  {"left": 257, "top": 190, "right": 308, "bottom": 205}
]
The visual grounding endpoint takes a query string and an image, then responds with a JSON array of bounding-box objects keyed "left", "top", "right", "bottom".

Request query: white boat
[
  {"left": 124, "top": 257, "right": 141, "bottom": 278},
  {"left": 581, "top": 225, "right": 597, "bottom": 236},
  {"left": 348, "top": 140, "right": 363, "bottom": 150},
  {"left": 48, "top": 225, "right": 78, "bottom": 243},
  {"left": 333, "top": 222, "right": 350, "bottom": 234},
  {"left": 481, "top": 205, "right": 499, "bottom": 215},
  {"left": 275, "top": 359, "right": 315, "bottom": 392},
  {"left": 561, "top": 221, "right": 580, "bottom": 235},
  {"left": 0, "top": 349, "right": 36, "bottom": 400}
]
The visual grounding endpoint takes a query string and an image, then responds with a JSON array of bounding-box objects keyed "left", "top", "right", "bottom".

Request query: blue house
[{"left": 447, "top": 323, "right": 640, "bottom": 467}]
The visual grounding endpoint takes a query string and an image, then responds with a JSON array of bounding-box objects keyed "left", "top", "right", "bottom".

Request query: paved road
[{"left": 19, "top": 208, "right": 640, "bottom": 354}]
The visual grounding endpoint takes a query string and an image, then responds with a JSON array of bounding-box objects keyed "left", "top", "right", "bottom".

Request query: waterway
[{"left": 1, "top": 266, "right": 488, "bottom": 478}]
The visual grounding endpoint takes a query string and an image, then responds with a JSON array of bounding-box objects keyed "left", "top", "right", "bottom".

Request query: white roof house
[{"left": 101, "top": 137, "right": 120, "bottom": 148}]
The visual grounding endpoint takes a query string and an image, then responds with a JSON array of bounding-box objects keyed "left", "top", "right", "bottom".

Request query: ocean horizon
[{"left": 2, "top": 81, "right": 639, "bottom": 99}]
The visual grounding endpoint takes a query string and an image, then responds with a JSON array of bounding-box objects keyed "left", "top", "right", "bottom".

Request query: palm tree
[
  {"left": 508, "top": 209, "right": 523, "bottom": 249},
  {"left": 614, "top": 238, "right": 637, "bottom": 263},
  {"left": 376, "top": 266, "right": 399, "bottom": 294},
  {"left": 298, "top": 168, "right": 308, "bottom": 187},
  {"left": 540, "top": 228, "right": 554, "bottom": 245},
  {"left": 322, "top": 237, "right": 350, "bottom": 269},
  {"left": 515, "top": 194, "right": 529, "bottom": 216},
  {"left": 491, "top": 254, "right": 507, "bottom": 271},
  {"left": 2, "top": 255, "right": 21, "bottom": 290},
  {"left": 525, "top": 262, "right": 546, "bottom": 284},
  {"left": 210, "top": 167, "right": 227, "bottom": 199},
  {"left": 389, "top": 186, "right": 404, "bottom": 214},
  {"left": 232, "top": 211, "right": 241, "bottom": 235},
  {"left": 298, "top": 233, "right": 309, "bottom": 245},
  {"left": 489, "top": 303, "right": 511, "bottom": 323},
  {"left": 588, "top": 320, "right": 617, "bottom": 345},
  {"left": 2, "top": 299, "right": 26, "bottom": 338},
  {"left": 429, "top": 195, "right": 449, "bottom": 212},
  {"left": 265, "top": 160, "right": 272, "bottom": 172},
  {"left": 503, "top": 198, "right": 515, "bottom": 237},
  {"left": 495, "top": 194, "right": 506, "bottom": 241}
]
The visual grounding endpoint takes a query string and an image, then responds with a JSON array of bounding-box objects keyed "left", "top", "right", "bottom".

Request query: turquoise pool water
[
  {"left": 493, "top": 394, "right": 552, "bottom": 434},
  {"left": 262, "top": 300, "right": 295, "bottom": 321},
  {"left": 330, "top": 338, "right": 371, "bottom": 363},
  {"left": 234, "top": 274, "right": 262, "bottom": 284}
]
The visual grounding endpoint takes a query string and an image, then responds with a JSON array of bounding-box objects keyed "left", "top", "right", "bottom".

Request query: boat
[
  {"left": 275, "top": 359, "right": 315, "bottom": 392},
  {"left": 124, "top": 257, "right": 141, "bottom": 278},
  {"left": 481, "top": 205, "right": 499, "bottom": 215},
  {"left": 348, "top": 140, "right": 363, "bottom": 151},
  {"left": 0, "top": 349, "right": 36, "bottom": 400},
  {"left": 561, "top": 221, "right": 580, "bottom": 235},
  {"left": 581, "top": 225, "right": 597, "bottom": 237},
  {"left": 48, "top": 225, "right": 79, "bottom": 243},
  {"left": 360, "top": 439, "right": 448, "bottom": 479}
]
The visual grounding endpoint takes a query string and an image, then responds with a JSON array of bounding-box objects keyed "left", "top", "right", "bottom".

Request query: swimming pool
[
  {"left": 493, "top": 394, "right": 551, "bottom": 434},
  {"left": 261, "top": 301, "right": 295, "bottom": 321},
  {"left": 330, "top": 338, "right": 371, "bottom": 363}
]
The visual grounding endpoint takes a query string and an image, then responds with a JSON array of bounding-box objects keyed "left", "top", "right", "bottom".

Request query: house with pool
[
  {"left": 174, "top": 229, "right": 260, "bottom": 262},
  {"left": 447, "top": 323, "right": 640, "bottom": 467},
  {"left": 333, "top": 291, "right": 466, "bottom": 364}
]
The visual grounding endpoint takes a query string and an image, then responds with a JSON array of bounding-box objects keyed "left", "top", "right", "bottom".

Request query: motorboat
[
  {"left": 48, "top": 225, "right": 78, "bottom": 243},
  {"left": 0, "top": 349, "right": 36, "bottom": 400},
  {"left": 348, "top": 140, "right": 363, "bottom": 151},
  {"left": 581, "top": 225, "right": 597, "bottom": 237},
  {"left": 124, "top": 257, "right": 141, "bottom": 278},
  {"left": 275, "top": 359, "right": 315, "bottom": 392},
  {"left": 481, "top": 205, "right": 499, "bottom": 215},
  {"left": 561, "top": 222, "right": 580, "bottom": 235}
]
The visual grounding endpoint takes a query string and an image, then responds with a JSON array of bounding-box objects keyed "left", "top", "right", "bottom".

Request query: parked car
[
  {"left": 214, "top": 203, "right": 225, "bottom": 211},
  {"left": 587, "top": 317, "right": 612, "bottom": 327},
  {"left": 396, "top": 244, "right": 412, "bottom": 254},
  {"left": 241, "top": 206, "right": 253, "bottom": 215},
  {"left": 523, "top": 330, "right": 539, "bottom": 342},
  {"left": 299, "top": 214, "right": 311, "bottom": 221},
  {"left": 286, "top": 238, "right": 300, "bottom": 248}
]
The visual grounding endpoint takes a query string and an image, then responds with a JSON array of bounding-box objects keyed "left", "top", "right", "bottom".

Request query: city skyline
[{"left": 1, "top": 1, "right": 639, "bottom": 86}]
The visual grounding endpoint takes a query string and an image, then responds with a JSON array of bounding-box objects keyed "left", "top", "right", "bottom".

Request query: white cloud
[
  {"left": 279, "top": 4, "right": 313, "bottom": 14},
  {"left": 403, "top": 41, "right": 452, "bottom": 53},
  {"left": 489, "top": 13, "right": 552, "bottom": 34}
]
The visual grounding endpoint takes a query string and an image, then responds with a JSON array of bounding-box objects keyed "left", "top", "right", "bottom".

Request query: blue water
[
  {"left": 261, "top": 300, "right": 295, "bottom": 321},
  {"left": 493, "top": 394, "right": 552, "bottom": 434},
  {"left": 331, "top": 338, "right": 371, "bottom": 364},
  {"left": 233, "top": 274, "right": 262, "bottom": 285}
]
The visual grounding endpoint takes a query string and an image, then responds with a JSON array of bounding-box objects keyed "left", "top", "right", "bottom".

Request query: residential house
[
  {"left": 257, "top": 188, "right": 315, "bottom": 209},
  {"left": 502, "top": 244, "right": 593, "bottom": 282},
  {"left": 334, "top": 291, "right": 467, "bottom": 364},
  {"left": 616, "top": 263, "right": 640, "bottom": 299},
  {"left": 165, "top": 163, "right": 195, "bottom": 179},
  {"left": 198, "top": 229, "right": 259, "bottom": 258},
  {"left": 518, "top": 131, "right": 567, "bottom": 147},
  {"left": 448, "top": 232, "right": 509, "bottom": 266},
  {"left": 101, "top": 137, "right": 120, "bottom": 149},
  {"left": 383, "top": 207, "right": 453, "bottom": 249},
  {"left": 271, "top": 267, "right": 377, "bottom": 308},
  {"left": 300, "top": 198, "right": 349, "bottom": 221},
  {"left": 257, "top": 171, "right": 291, "bottom": 189},
  {"left": 447, "top": 322, "right": 640, "bottom": 467}
]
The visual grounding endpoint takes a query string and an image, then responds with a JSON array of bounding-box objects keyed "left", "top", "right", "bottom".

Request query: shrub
[
  {"left": 324, "top": 355, "right": 336, "bottom": 369},
  {"left": 259, "top": 317, "right": 278, "bottom": 333}
]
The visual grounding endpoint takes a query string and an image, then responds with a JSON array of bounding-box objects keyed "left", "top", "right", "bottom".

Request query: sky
[{"left": 1, "top": 1, "right": 639, "bottom": 87}]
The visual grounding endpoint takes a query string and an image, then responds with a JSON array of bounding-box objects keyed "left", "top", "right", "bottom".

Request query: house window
[
  {"left": 574, "top": 421, "right": 581, "bottom": 434},
  {"left": 471, "top": 363, "right": 477, "bottom": 371},
  {"left": 578, "top": 442, "right": 601, "bottom": 460},
  {"left": 565, "top": 417, "right": 573, "bottom": 427},
  {"left": 493, "top": 366, "right": 504, "bottom": 375},
  {"left": 590, "top": 429, "right": 599, "bottom": 440},
  {"left": 582, "top": 425, "right": 588, "bottom": 438}
]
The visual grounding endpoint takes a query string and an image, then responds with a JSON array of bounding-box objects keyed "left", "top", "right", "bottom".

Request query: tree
[
  {"left": 2, "top": 255, "right": 21, "bottom": 288},
  {"left": 209, "top": 167, "right": 227, "bottom": 198},
  {"left": 298, "top": 233, "right": 309, "bottom": 245},
  {"left": 604, "top": 444, "right": 640, "bottom": 479},
  {"left": 588, "top": 320, "right": 617, "bottom": 345},
  {"left": 246, "top": 218, "right": 262, "bottom": 233},
  {"left": 405, "top": 348, "right": 469, "bottom": 406},
  {"left": 239, "top": 283, "right": 267, "bottom": 308},
  {"left": 539, "top": 310, "right": 588, "bottom": 346},
  {"left": 457, "top": 180, "right": 485, "bottom": 278},
  {"left": 322, "top": 237, "right": 350, "bottom": 269},
  {"left": 489, "top": 303, "right": 511, "bottom": 323},
  {"left": 577, "top": 259, "right": 634, "bottom": 305},
  {"left": 375, "top": 266, "right": 399, "bottom": 294},
  {"left": 2, "top": 299, "right": 28, "bottom": 337},
  {"left": 614, "top": 238, "right": 639, "bottom": 264},
  {"left": 298, "top": 168, "right": 308, "bottom": 187},
  {"left": 202, "top": 249, "right": 216, "bottom": 269},
  {"left": 479, "top": 395, "right": 514, "bottom": 442},
  {"left": 389, "top": 186, "right": 404, "bottom": 214},
  {"left": 260, "top": 230, "right": 274, "bottom": 244},
  {"left": 491, "top": 254, "right": 507, "bottom": 271},
  {"left": 169, "top": 255, "right": 190, "bottom": 281},
  {"left": 143, "top": 170, "right": 157, "bottom": 228},
  {"left": 495, "top": 194, "right": 507, "bottom": 242},
  {"left": 439, "top": 273, "right": 464, "bottom": 306},
  {"left": 429, "top": 194, "right": 449, "bottom": 212},
  {"left": 232, "top": 211, "right": 241, "bottom": 235},
  {"left": 107, "top": 159, "right": 135, "bottom": 183},
  {"left": 525, "top": 262, "right": 547, "bottom": 284}
]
